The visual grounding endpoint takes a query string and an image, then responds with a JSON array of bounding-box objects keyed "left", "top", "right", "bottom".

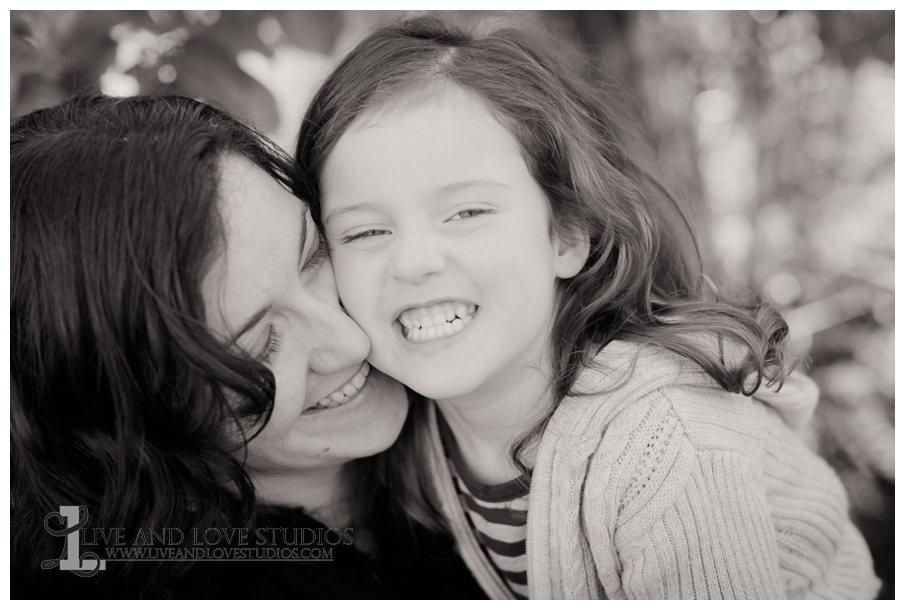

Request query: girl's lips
[
  {"left": 304, "top": 361, "right": 370, "bottom": 412},
  {"left": 391, "top": 298, "right": 477, "bottom": 322}
]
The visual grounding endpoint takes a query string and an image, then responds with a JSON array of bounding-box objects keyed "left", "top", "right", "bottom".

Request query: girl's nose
[
  {"left": 391, "top": 229, "right": 446, "bottom": 284},
  {"left": 304, "top": 257, "right": 371, "bottom": 374}
]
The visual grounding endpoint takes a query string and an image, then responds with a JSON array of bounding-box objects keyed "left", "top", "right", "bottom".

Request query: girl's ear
[{"left": 553, "top": 228, "right": 591, "bottom": 279}]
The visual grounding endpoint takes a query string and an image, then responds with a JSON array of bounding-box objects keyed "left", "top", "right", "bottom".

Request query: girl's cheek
[
  {"left": 328, "top": 250, "right": 355, "bottom": 282},
  {"left": 334, "top": 269, "right": 369, "bottom": 311}
]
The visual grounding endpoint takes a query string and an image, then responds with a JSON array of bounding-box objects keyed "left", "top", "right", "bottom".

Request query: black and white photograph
[{"left": 9, "top": 9, "right": 895, "bottom": 600}]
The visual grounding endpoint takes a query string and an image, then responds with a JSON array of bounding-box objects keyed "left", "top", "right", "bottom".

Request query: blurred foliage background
[{"left": 10, "top": 10, "right": 894, "bottom": 598}]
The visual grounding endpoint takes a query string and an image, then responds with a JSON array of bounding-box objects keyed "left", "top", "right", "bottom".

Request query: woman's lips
[
  {"left": 397, "top": 301, "right": 477, "bottom": 342},
  {"left": 305, "top": 361, "right": 370, "bottom": 411}
]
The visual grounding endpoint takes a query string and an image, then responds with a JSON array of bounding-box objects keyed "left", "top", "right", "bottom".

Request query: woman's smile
[{"left": 306, "top": 361, "right": 370, "bottom": 410}]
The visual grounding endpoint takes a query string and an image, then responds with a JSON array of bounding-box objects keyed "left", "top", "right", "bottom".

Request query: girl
[{"left": 296, "top": 16, "right": 879, "bottom": 599}]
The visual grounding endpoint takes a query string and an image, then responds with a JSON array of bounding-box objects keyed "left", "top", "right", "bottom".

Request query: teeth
[
  {"left": 307, "top": 362, "right": 371, "bottom": 411},
  {"left": 395, "top": 301, "right": 478, "bottom": 343}
]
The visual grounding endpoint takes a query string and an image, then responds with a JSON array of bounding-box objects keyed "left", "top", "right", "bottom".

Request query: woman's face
[{"left": 202, "top": 154, "right": 408, "bottom": 475}]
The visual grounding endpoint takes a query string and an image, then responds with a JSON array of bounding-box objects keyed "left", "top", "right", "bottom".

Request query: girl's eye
[
  {"left": 341, "top": 229, "right": 389, "bottom": 244},
  {"left": 448, "top": 208, "right": 493, "bottom": 221},
  {"left": 255, "top": 325, "right": 281, "bottom": 365}
]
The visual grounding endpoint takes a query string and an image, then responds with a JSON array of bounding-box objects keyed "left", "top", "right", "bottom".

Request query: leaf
[
  {"left": 195, "top": 10, "right": 271, "bottom": 57},
  {"left": 273, "top": 10, "right": 342, "bottom": 54},
  {"left": 163, "top": 37, "right": 279, "bottom": 133}
]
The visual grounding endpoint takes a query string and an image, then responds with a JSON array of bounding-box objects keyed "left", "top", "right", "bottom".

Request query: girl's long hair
[
  {"left": 11, "top": 94, "right": 306, "bottom": 595},
  {"left": 297, "top": 14, "right": 790, "bottom": 475}
]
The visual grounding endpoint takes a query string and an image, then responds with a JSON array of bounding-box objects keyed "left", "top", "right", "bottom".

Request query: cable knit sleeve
[{"left": 581, "top": 388, "right": 786, "bottom": 599}]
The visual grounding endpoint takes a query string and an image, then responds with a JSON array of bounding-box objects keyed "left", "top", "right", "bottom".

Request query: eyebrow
[
  {"left": 323, "top": 180, "right": 510, "bottom": 225},
  {"left": 323, "top": 202, "right": 378, "bottom": 226},
  {"left": 438, "top": 179, "right": 510, "bottom": 195}
]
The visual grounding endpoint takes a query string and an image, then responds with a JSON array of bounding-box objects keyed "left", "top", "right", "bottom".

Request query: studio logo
[
  {"left": 43, "top": 505, "right": 106, "bottom": 577},
  {"left": 40, "top": 506, "right": 347, "bottom": 569}
]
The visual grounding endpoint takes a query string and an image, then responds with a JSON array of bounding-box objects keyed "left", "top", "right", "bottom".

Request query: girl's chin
[{"left": 405, "top": 377, "right": 483, "bottom": 404}]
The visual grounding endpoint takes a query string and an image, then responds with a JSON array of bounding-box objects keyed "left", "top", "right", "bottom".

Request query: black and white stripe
[{"left": 438, "top": 413, "right": 530, "bottom": 599}]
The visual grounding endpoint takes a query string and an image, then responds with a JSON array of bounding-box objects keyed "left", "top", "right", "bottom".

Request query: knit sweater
[{"left": 425, "top": 340, "right": 880, "bottom": 599}]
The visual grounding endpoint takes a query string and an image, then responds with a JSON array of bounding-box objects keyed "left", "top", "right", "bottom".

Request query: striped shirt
[{"left": 437, "top": 413, "right": 531, "bottom": 599}]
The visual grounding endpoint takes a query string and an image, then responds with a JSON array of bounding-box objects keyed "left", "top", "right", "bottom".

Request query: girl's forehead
[
  {"left": 330, "top": 89, "right": 524, "bottom": 183},
  {"left": 351, "top": 81, "right": 500, "bottom": 134}
]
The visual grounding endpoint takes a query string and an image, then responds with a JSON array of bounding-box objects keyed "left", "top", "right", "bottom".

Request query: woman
[{"left": 10, "top": 94, "right": 483, "bottom": 599}]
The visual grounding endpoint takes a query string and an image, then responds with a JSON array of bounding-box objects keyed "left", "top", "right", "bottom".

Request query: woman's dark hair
[
  {"left": 296, "top": 14, "right": 791, "bottom": 474},
  {"left": 11, "top": 94, "right": 304, "bottom": 595}
]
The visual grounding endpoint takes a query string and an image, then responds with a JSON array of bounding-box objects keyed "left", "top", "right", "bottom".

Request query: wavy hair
[
  {"left": 11, "top": 95, "right": 306, "bottom": 595},
  {"left": 296, "top": 15, "right": 791, "bottom": 472}
]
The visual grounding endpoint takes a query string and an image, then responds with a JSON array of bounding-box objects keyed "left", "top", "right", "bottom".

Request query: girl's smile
[{"left": 396, "top": 301, "right": 478, "bottom": 342}]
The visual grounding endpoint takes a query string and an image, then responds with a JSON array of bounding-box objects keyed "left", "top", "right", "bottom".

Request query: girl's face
[
  {"left": 203, "top": 155, "right": 408, "bottom": 474},
  {"left": 321, "top": 86, "right": 586, "bottom": 406}
]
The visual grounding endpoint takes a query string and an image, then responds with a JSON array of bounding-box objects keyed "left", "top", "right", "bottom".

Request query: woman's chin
[{"left": 256, "top": 369, "right": 409, "bottom": 470}]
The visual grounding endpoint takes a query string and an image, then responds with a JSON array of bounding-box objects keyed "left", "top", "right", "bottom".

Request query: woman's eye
[
  {"left": 255, "top": 325, "right": 281, "bottom": 365},
  {"left": 302, "top": 231, "right": 328, "bottom": 271},
  {"left": 341, "top": 229, "right": 388, "bottom": 244},
  {"left": 448, "top": 208, "right": 493, "bottom": 221}
]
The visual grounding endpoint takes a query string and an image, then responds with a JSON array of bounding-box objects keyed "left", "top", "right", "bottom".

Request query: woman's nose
[
  {"left": 391, "top": 228, "right": 446, "bottom": 284},
  {"left": 304, "top": 257, "right": 371, "bottom": 374}
]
